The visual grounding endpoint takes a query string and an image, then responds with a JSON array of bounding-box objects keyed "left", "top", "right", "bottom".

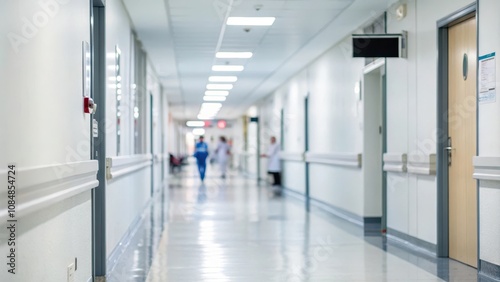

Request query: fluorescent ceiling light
[
  {"left": 199, "top": 110, "right": 220, "bottom": 114},
  {"left": 199, "top": 103, "right": 222, "bottom": 118},
  {"left": 209, "top": 76, "right": 238, "bottom": 83},
  {"left": 212, "top": 65, "right": 244, "bottom": 72},
  {"left": 205, "top": 90, "right": 229, "bottom": 96},
  {"left": 216, "top": 52, "right": 253, "bottom": 59},
  {"left": 204, "top": 96, "right": 227, "bottom": 102},
  {"left": 201, "top": 103, "right": 222, "bottom": 108},
  {"left": 197, "top": 115, "right": 215, "bottom": 120},
  {"left": 207, "top": 84, "right": 233, "bottom": 90},
  {"left": 186, "top": 121, "right": 205, "bottom": 127},
  {"left": 192, "top": 128, "right": 206, "bottom": 136},
  {"left": 227, "top": 17, "right": 276, "bottom": 26}
]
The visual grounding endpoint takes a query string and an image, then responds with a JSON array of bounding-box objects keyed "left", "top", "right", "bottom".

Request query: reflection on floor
[{"left": 109, "top": 164, "right": 489, "bottom": 282}]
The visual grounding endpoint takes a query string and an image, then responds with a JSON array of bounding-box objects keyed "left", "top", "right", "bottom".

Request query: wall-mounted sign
[
  {"left": 479, "top": 52, "right": 496, "bottom": 104},
  {"left": 352, "top": 31, "right": 407, "bottom": 58},
  {"left": 93, "top": 119, "right": 99, "bottom": 138}
]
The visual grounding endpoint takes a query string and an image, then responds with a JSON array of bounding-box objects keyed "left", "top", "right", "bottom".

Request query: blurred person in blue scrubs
[{"left": 194, "top": 136, "right": 209, "bottom": 181}]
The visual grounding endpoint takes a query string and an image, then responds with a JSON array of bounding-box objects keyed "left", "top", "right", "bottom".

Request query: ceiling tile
[{"left": 125, "top": 0, "right": 403, "bottom": 120}]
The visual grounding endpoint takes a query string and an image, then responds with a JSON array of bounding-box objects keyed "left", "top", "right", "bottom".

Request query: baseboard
[
  {"left": 386, "top": 228, "right": 437, "bottom": 256},
  {"left": 282, "top": 187, "right": 381, "bottom": 231},
  {"left": 479, "top": 260, "right": 500, "bottom": 281},
  {"left": 242, "top": 172, "right": 257, "bottom": 179},
  {"left": 107, "top": 199, "right": 153, "bottom": 275},
  {"left": 282, "top": 187, "right": 306, "bottom": 201},
  {"left": 310, "top": 197, "right": 381, "bottom": 230}
]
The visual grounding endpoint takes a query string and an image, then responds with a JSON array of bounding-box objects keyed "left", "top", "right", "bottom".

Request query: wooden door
[{"left": 448, "top": 16, "right": 477, "bottom": 268}]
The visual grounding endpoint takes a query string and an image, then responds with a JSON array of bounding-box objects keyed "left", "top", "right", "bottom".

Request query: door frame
[
  {"left": 257, "top": 113, "right": 261, "bottom": 181},
  {"left": 91, "top": 0, "right": 106, "bottom": 279},
  {"left": 305, "top": 95, "right": 310, "bottom": 212},
  {"left": 150, "top": 92, "right": 155, "bottom": 196},
  {"left": 280, "top": 108, "right": 285, "bottom": 184},
  {"left": 436, "top": 2, "right": 478, "bottom": 259},
  {"left": 362, "top": 58, "right": 387, "bottom": 231}
]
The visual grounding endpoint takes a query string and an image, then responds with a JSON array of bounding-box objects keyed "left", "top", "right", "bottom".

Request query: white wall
[
  {"left": 168, "top": 118, "right": 182, "bottom": 156},
  {"left": 161, "top": 87, "right": 170, "bottom": 181},
  {"left": 230, "top": 117, "right": 246, "bottom": 171},
  {"left": 258, "top": 73, "right": 307, "bottom": 192},
  {"left": 386, "top": 0, "right": 475, "bottom": 245},
  {"left": 477, "top": 0, "right": 500, "bottom": 268},
  {"left": 247, "top": 1, "right": 498, "bottom": 256},
  {"left": 147, "top": 62, "right": 164, "bottom": 192},
  {"left": 307, "top": 37, "right": 365, "bottom": 216},
  {"left": 251, "top": 33, "right": 368, "bottom": 217},
  {"left": 309, "top": 35, "right": 364, "bottom": 216},
  {"left": 104, "top": 0, "right": 166, "bottom": 262},
  {"left": 257, "top": 93, "right": 283, "bottom": 182},
  {"left": 0, "top": 0, "right": 93, "bottom": 281},
  {"left": 282, "top": 76, "right": 307, "bottom": 194},
  {"left": 0, "top": 0, "right": 169, "bottom": 280},
  {"left": 106, "top": 168, "right": 151, "bottom": 257},
  {"left": 105, "top": 0, "right": 138, "bottom": 259},
  {"left": 105, "top": 0, "right": 133, "bottom": 157}
]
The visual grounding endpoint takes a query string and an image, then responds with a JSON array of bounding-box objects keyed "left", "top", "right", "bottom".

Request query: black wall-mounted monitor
[{"left": 352, "top": 34, "right": 403, "bottom": 58}]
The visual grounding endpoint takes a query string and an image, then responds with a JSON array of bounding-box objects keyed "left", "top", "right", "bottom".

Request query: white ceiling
[{"left": 123, "top": 0, "right": 398, "bottom": 120}]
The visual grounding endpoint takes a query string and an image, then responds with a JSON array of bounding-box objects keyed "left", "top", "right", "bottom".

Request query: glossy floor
[{"left": 111, "top": 165, "right": 490, "bottom": 282}]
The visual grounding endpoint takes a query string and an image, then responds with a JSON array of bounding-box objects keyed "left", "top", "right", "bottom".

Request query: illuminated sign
[{"left": 217, "top": 120, "right": 227, "bottom": 129}]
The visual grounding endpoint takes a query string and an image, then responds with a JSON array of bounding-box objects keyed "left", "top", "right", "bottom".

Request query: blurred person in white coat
[
  {"left": 215, "top": 136, "right": 231, "bottom": 178},
  {"left": 260, "top": 136, "right": 281, "bottom": 186}
]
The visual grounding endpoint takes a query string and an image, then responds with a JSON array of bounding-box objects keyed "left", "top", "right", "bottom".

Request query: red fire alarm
[{"left": 84, "top": 97, "right": 96, "bottom": 114}]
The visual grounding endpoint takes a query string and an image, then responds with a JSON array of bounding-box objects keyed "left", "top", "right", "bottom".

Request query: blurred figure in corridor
[
  {"left": 261, "top": 136, "right": 281, "bottom": 187},
  {"left": 215, "top": 136, "right": 231, "bottom": 178},
  {"left": 194, "top": 136, "right": 209, "bottom": 181}
]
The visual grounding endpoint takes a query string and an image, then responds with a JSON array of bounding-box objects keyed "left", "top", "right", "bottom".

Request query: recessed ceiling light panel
[
  {"left": 209, "top": 76, "right": 238, "bottom": 82},
  {"left": 201, "top": 103, "right": 223, "bottom": 108},
  {"left": 227, "top": 17, "right": 276, "bottom": 26},
  {"left": 186, "top": 121, "right": 205, "bottom": 127},
  {"left": 212, "top": 65, "right": 244, "bottom": 72},
  {"left": 205, "top": 91, "right": 229, "bottom": 96},
  {"left": 203, "top": 96, "right": 227, "bottom": 102},
  {"left": 216, "top": 52, "right": 253, "bottom": 59},
  {"left": 206, "top": 84, "right": 233, "bottom": 90}
]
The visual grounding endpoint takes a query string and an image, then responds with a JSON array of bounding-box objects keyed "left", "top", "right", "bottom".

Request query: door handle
[
  {"left": 445, "top": 139, "right": 455, "bottom": 165},
  {"left": 445, "top": 137, "right": 454, "bottom": 166},
  {"left": 447, "top": 146, "right": 453, "bottom": 166}
]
